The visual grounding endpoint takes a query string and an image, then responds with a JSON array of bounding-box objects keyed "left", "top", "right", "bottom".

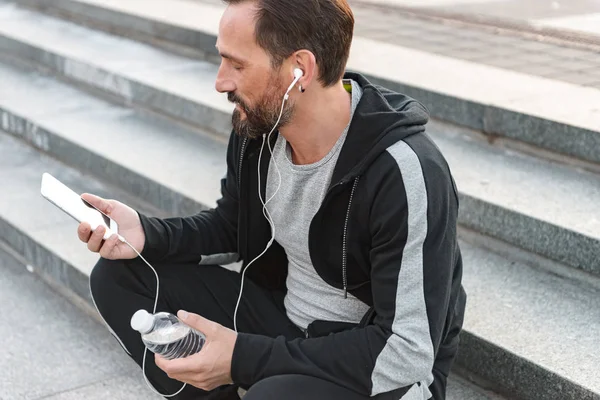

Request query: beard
[{"left": 228, "top": 77, "right": 294, "bottom": 140}]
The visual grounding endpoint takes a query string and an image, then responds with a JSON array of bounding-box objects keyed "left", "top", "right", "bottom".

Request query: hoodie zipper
[
  {"left": 238, "top": 137, "right": 248, "bottom": 190},
  {"left": 242, "top": 134, "right": 359, "bottom": 299},
  {"left": 237, "top": 137, "right": 248, "bottom": 261},
  {"left": 342, "top": 177, "right": 360, "bottom": 299}
]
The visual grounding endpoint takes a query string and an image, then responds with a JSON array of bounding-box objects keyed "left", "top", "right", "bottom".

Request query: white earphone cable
[
  {"left": 94, "top": 70, "right": 300, "bottom": 397},
  {"left": 119, "top": 236, "right": 187, "bottom": 398},
  {"left": 233, "top": 88, "right": 287, "bottom": 332}
]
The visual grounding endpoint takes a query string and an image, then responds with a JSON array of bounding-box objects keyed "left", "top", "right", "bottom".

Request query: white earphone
[{"left": 285, "top": 68, "right": 304, "bottom": 100}]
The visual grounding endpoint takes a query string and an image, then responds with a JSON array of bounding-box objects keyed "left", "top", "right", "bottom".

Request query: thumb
[
  {"left": 81, "top": 193, "right": 113, "bottom": 215},
  {"left": 178, "top": 310, "right": 215, "bottom": 335}
]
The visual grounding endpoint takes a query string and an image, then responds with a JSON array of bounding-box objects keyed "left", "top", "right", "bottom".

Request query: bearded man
[{"left": 79, "top": 0, "right": 467, "bottom": 399}]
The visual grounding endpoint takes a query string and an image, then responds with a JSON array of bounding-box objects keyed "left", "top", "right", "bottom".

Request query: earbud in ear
[{"left": 285, "top": 68, "right": 304, "bottom": 100}]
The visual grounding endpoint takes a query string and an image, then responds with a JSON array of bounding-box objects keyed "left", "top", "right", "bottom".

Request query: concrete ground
[
  {"left": 353, "top": 0, "right": 600, "bottom": 38},
  {"left": 0, "top": 243, "right": 161, "bottom": 400}
]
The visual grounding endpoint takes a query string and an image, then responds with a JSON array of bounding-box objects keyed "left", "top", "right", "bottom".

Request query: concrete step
[
  {"left": 1, "top": 2, "right": 599, "bottom": 397},
  {"left": 0, "top": 0, "right": 233, "bottom": 139},
  {"left": 8, "top": 0, "right": 600, "bottom": 167},
  {"left": 0, "top": 60, "right": 228, "bottom": 217},
  {"left": 0, "top": 129, "right": 167, "bottom": 305},
  {"left": 1, "top": 47, "right": 598, "bottom": 277},
  {"left": 456, "top": 233, "right": 600, "bottom": 400},
  {"left": 0, "top": 132, "right": 505, "bottom": 399},
  {"left": 426, "top": 120, "right": 600, "bottom": 276},
  {"left": 1, "top": 59, "right": 599, "bottom": 399}
]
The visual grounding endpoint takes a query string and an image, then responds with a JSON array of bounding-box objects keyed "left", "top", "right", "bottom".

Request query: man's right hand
[{"left": 77, "top": 193, "right": 145, "bottom": 260}]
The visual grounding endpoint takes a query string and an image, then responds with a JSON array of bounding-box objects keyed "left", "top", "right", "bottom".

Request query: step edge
[
  {"left": 11, "top": 0, "right": 600, "bottom": 166},
  {"left": 0, "top": 107, "right": 216, "bottom": 217},
  {"left": 456, "top": 330, "right": 600, "bottom": 400},
  {"left": 1, "top": 102, "right": 597, "bottom": 276},
  {"left": 0, "top": 32, "right": 233, "bottom": 140}
]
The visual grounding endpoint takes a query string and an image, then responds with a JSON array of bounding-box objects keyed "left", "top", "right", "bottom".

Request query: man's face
[
  {"left": 215, "top": 2, "right": 294, "bottom": 139},
  {"left": 227, "top": 73, "right": 294, "bottom": 140}
]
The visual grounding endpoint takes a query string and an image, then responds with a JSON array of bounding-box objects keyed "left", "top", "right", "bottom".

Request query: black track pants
[{"left": 89, "top": 257, "right": 448, "bottom": 399}]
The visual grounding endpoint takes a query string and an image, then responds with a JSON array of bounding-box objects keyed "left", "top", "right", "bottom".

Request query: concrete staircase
[{"left": 0, "top": 0, "right": 598, "bottom": 399}]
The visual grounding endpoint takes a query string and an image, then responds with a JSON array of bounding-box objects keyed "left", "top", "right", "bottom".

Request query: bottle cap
[{"left": 130, "top": 309, "right": 154, "bottom": 333}]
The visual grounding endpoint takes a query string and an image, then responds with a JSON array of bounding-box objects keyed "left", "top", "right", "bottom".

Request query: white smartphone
[{"left": 40, "top": 172, "right": 119, "bottom": 240}]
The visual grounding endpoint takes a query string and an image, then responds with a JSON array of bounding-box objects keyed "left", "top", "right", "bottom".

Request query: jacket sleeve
[
  {"left": 136, "top": 132, "right": 240, "bottom": 264},
  {"left": 231, "top": 141, "right": 459, "bottom": 397}
]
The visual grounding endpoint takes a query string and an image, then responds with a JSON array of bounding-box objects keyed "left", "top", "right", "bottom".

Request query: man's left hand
[{"left": 155, "top": 310, "right": 238, "bottom": 391}]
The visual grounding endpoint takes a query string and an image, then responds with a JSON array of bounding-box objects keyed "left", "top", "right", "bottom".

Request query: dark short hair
[{"left": 223, "top": 0, "right": 354, "bottom": 87}]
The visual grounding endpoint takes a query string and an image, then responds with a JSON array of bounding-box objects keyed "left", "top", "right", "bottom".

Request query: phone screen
[{"left": 81, "top": 198, "right": 111, "bottom": 227}]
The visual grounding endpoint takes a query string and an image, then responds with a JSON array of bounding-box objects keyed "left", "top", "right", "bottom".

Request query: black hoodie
[{"left": 139, "top": 72, "right": 466, "bottom": 398}]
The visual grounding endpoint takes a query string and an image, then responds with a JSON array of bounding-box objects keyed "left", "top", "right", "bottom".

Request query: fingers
[
  {"left": 155, "top": 354, "right": 168, "bottom": 372},
  {"left": 177, "top": 311, "right": 216, "bottom": 336},
  {"left": 98, "top": 234, "right": 122, "bottom": 259},
  {"left": 155, "top": 352, "right": 202, "bottom": 377},
  {"left": 156, "top": 354, "right": 220, "bottom": 391},
  {"left": 80, "top": 223, "right": 120, "bottom": 257},
  {"left": 77, "top": 222, "right": 92, "bottom": 243},
  {"left": 86, "top": 225, "right": 106, "bottom": 253},
  {"left": 81, "top": 193, "right": 112, "bottom": 215}
]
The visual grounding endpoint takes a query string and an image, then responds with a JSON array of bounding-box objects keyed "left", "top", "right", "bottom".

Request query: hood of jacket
[{"left": 328, "top": 71, "right": 430, "bottom": 188}]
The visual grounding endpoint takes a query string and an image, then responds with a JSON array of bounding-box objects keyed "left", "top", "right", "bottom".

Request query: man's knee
[
  {"left": 243, "top": 375, "right": 358, "bottom": 400},
  {"left": 89, "top": 257, "right": 129, "bottom": 307},
  {"left": 243, "top": 376, "right": 292, "bottom": 400}
]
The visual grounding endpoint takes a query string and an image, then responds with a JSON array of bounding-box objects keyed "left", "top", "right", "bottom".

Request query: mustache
[
  {"left": 227, "top": 92, "right": 248, "bottom": 111},
  {"left": 227, "top": 92, "right": 239, "bottom": 103}
]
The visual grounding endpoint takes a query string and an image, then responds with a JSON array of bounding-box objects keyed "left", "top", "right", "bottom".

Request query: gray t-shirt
[{"left": 265, "top": 80, "right": 369, "bottom": 330}]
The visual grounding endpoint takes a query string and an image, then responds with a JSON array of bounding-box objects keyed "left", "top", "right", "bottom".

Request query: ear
[{"left": 292, "top": 50, "right": 317, "bottom": 90}]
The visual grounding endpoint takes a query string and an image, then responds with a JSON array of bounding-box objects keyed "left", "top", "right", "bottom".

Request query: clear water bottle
[{"left": 130, "top": 310, "right": 205, "bottom": 360}]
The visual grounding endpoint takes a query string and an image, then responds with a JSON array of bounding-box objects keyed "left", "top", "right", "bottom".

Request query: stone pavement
[
  {"left": 350, "top": 2, "right": 600, "bottom": 89},
  {"left": 195, "top": 0, "right": 600, "bottom": 89},
  {"left": 353, "top": 0, "right": 600, "bottom": 38},
  {"left": 0, "top": 242, "right": 161, "bottom": 400}
]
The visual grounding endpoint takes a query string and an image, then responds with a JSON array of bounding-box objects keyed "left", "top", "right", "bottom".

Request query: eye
[{"left": 233, "top": 65, "right": 243, "bottom": 71}]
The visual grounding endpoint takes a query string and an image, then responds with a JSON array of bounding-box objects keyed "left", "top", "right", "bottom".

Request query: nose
[{"left": 215, "top": 62, "right": 235, "bottom": 94}]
